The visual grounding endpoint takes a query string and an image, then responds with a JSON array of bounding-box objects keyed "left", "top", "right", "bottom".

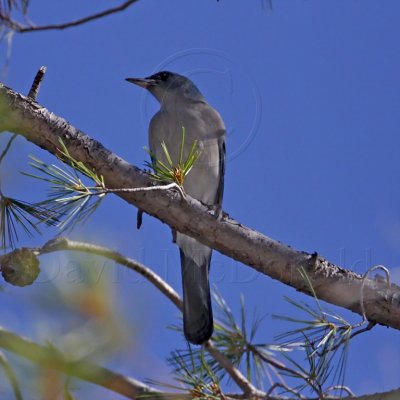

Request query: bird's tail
[{"left": 178, "top": 234, "right": 213, "bottom": 345}]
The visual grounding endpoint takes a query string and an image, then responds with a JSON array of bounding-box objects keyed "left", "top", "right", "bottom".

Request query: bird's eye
[{"left": 147, "top": 71, "right": 170, "bottom": 82}]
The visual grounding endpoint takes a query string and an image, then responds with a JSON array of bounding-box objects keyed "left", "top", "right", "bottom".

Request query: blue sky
[{"left": 1, "top": 0, "right": 400, "bottom": 397}]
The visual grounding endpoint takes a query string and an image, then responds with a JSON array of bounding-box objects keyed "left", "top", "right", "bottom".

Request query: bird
[{"left": 126, "top": 71, "right": 226, "bottom": 344}]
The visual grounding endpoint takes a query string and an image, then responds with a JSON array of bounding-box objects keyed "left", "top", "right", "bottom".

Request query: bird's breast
[{"left": 148, "top": 107, "right": 224, "bottom": 205}]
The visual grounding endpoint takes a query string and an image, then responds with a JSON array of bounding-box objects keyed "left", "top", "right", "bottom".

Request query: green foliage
[
  {"left": 148, "top": 342, "right": 224, "bottom": 399},
  {"left": 210, "top": 291, "right": 273, "bottom": 388},
  {"left": 0, "top": 138, "right": 106, "bottom": 249},
  {"left": 169, "top": 289, "right": 284, "bottom": 391},
  {"left": 272, "top": 269, "right": 356, "bottom": 397},
  {"left": 167, "top": 282, "right": 362, "bottom": 398},
  {"left": 0, "top": 194, "right": 58, "bottom": 250},
  {"left": 22, "top": 139, "right": 106, "bottom": 232},
  {"left": 164, "top": 348, "right": 223, "bottom": 399},
  {"left": 145, "top": 127, "right": 202, "bottom": 186},
  {"left": 0, "top": 129, "right": 202, "bottom": 250}
]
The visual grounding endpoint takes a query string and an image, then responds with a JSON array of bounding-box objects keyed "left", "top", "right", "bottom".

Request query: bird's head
[{"left": 126, "top": 71, "right": 204, "bottom": 105}]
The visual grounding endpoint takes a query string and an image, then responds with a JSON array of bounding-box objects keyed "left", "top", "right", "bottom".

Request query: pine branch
[
  {"left": 38, "top": 237, "right": 262, "bottom": 397},
  {"left": 1, "top": 323, "right": 398, "bottom": 400},
  {"left": 40, "top": 237, "right": 183, "bottom": 311},
  {"left": 0, "top": 239, "right": 393, "bottom": 399},
  {"left": 0, "top": 327, "right": 173, "bottom": 400},
  {"left": 0, "top": 82, "right": 398, "bottom": 331}
]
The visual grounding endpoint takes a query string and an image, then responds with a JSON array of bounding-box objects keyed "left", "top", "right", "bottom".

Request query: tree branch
[
  {"left": 0, "top": 82, "right": 400, "bottom": 331},
  {"left": 37, "top": 237, "right": 264, "bottom": 397},
  {"left": 0, "top": 327, "right": 165, "bottom": 400},
  {"left": 0, "top": 237, "right": 264, "bottom": 398},
  {"left": 205, "top": 341, "right": 265, "bottom": 397},
  {"left": 0, "top": 235, "right": 258, "bottom": 398},
  {"left": 0, "top": 236, "right": 398, "bottom": 398},
  {"left": 0, "top": 326, "right": 399, "bottom": 400},
  {"left": 40, "top": 237, "right": 183, "bottom": 311},
  {"left": 0, "top": 0, "right": 140, "bottom": 33}
]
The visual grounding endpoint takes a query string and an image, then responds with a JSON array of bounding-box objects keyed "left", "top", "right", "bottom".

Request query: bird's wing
[
  {"left": 148, "top": 104, "right": 226, "bottom": 208},
  {"left": 197, "top": 103, "right": 226, "bottom": 207},
  {"left": 148, "top": 111, "right": 167, "bottom": 163},
  {"left": 215, "top": 136, "right": 226, "bottom": 208}
]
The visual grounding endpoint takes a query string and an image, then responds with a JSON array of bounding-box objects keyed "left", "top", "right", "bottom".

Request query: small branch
[
  {"left": 27, "top": 66, "right": 46, "bottom": 100},
  {"left": 266, "top": 382, "right": 305, "bottom": 399},
  {"left": 205, "top": 341, "right": 265, "bottom": 397},
  {"left": 40, "top": 237, "right": 183, "bottom": 311},
  {"left": 348, "top": 321, "right": 376, "bottom": 342},
  {"left": 0, "top": 0, "right": 140, "bottom": 33},
  {"left": 0, "top": 12, "right": 23, "bottom": 31},
  {"left": 324, "top": 385, "right": 355, "bottom": 398},
  {"left": 100, "top": 181, "right": 186, "bottom": 199},
  {"left": 358, "top": 265, "right": 391, "bottom": 327}
]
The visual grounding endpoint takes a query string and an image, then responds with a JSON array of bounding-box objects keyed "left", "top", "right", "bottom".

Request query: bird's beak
[{"left": 125, "top": 77, "right": 155, "bottom": 88}]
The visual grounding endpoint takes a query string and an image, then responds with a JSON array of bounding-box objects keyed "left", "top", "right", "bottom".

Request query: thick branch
[
  {"left": 0, "top": 82, "right": 400, "bottom": 331},
  {"left": 0, "top": 0, "right": 140, "bottom": 33}
]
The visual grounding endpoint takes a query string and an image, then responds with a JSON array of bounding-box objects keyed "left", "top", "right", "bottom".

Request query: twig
[
  {"left": 329, "top": 321, "right": 376, "bottom": 353},
  {"left": 324, "top": 385, "right": 355, "bottom": 397},
  {"left": 348, "top": 321, "right": 375, "bottom": 341},
  {"left": 39, "top": 237, "right": 183, "bottom": 311},
  {"left": 102, "top": 182, "right": 186, "bottom": 199},
  {"left": 0, "top": 12, "right": 23, "bottom": 31},
  {"left": 266, "top": 382, "right": 305, "bottom": 399},
  {"left": 53, "top": 182, "right": 186, "bottom": 203},
  {"left": 27, "top": 66, "right": 46, "bottom": 100},
  {"left": 357, "top": 265, "right": 391, "bottom": 327},
  {"left": 267, "top": 382, "right": 305, "bottom": 399},
  {"left": 205, "top": 341, "right": 265, "bottom": 397},
  {"left": 0, "top": 0, "right": 140, "bottom": 33}
]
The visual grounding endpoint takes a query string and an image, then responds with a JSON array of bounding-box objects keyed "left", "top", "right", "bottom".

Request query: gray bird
[{"left": 126, "top": 71, "right": 226, "bottom": 344}]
